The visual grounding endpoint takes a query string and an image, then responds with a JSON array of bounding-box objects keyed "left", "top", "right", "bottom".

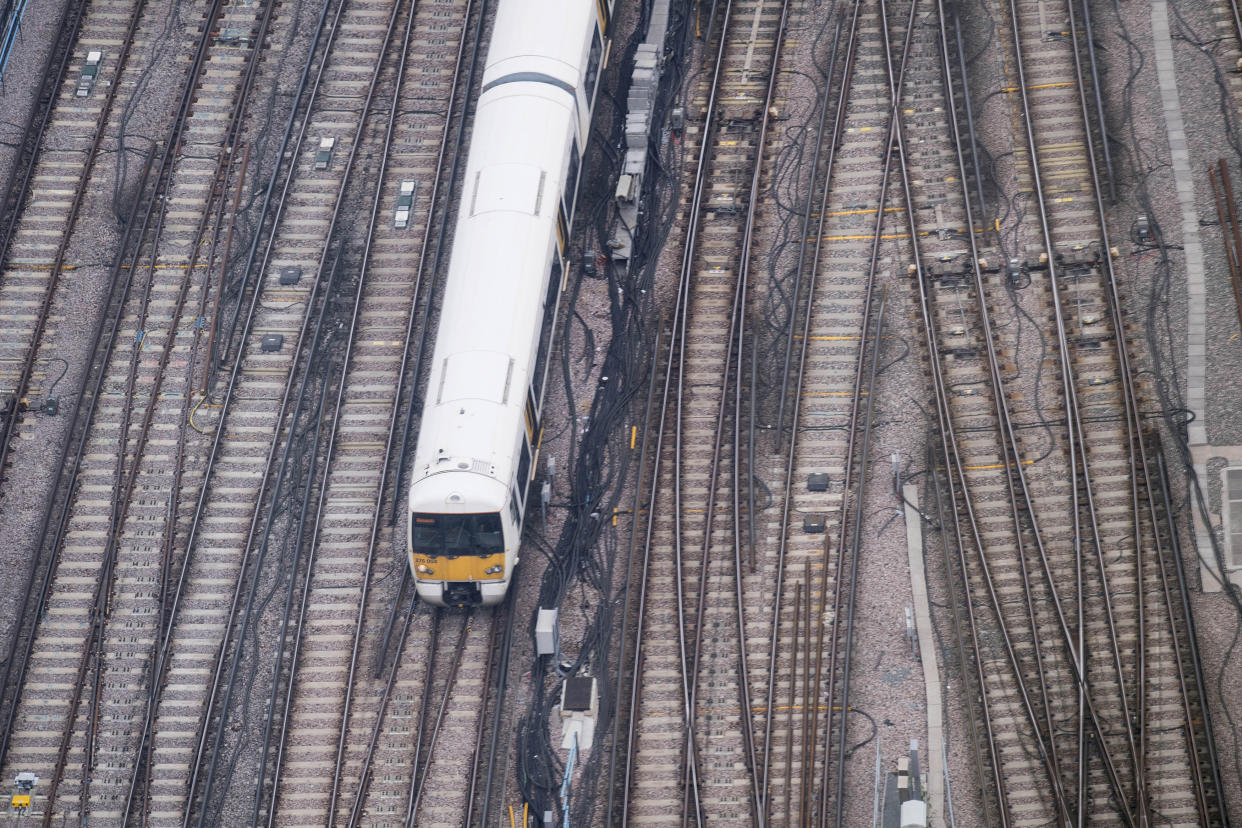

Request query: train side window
[{"left": 584, "top": 28, "right": 602, "bottom": 102}]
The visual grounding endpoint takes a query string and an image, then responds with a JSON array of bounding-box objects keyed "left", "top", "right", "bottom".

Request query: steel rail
[
  {"left": 253, "top": 345, "right": 336, "bottom": 826},
  {"left": 32, "top": 141, "right": 165, "bottom": 824},
  {"left": 893, "top": 0, "right": 1072, "bottom": 810},
  {"left": 796, "top": 554, "right": 811, "bottom": 826},
  {"left": 0, "top": 0, "right": 84, "bottom": 263},
  {"left": 1001, "top": 0, "right": 1145, "bottom": 815},
  {"left": 211, "top": 0, "right": 352, "bottom": 373},
  {"left": 815, "top": 3, "right": 918, "bottom": 821},
  {"left": 1144, "top": 444, "right": 1211, "bottom": 824},
  {"left": 122, "top": 137, "right": 254, "bottom": 825},
  {"left": 344, "top": 594, "right": 422, "bottom": 828},
  {"left": 664, "top": 0, "right": 737, "bottom": 821},
  {"left": 1068, "top": 0, "right": 1232, "bottom": 820},
  {"left": 1065, "top": 0, "right": 1208, "bottom": 813},
  {"left": 914, "top": 0, "right": 1137, "bottom": 817},
  {"left": 258, "top": 0, "right": 421, "bottom": 801},
  {"left": 122, "top": 139, "right": 251, "bottom": 824},
  {"left": 826, "top": 287, "right": 886, "bottom": 828},
  {"left": 801, "top": 537, "right": 831, "bottom": 828},
  {"left": 258, "top": 0, "right": 419, "bottom": 821},
  {"left": 117, "top": 0, "right": 346, "bottom": 814},
  {"left": 949, "top": 2, "right": 987, "bottom": 229},
  {"left": 190, "top": 0, "right": 413, "bottom": 806},
  {"left": 928, "top": 0, "right": 1146, "bottom": 818},
  {"left": 77, "top": 2, "right": 280, "bottom": 813},
  {"left": 23, "top": 8, "right": 259, "bottom": 786},
  {"left": 772, "top": 8, "right": 846, "bottom": 441},
  {"left": 676, "top": 0, "right": 789, "bottom": 819},
  {"left": 185, "top": 240, "right": 345, "bottom": 828},
  {"left": 464, "top": 613, "right": 503, "bottom": 827},
  {"left": 606, "top": 319, "right": 664, "bottom": 825},
  {"left": 1062, "top": 0, "right": 1148, "bottom": 814},
  {"left": 618, "top": 317, "right": 684, "bottom": 828},
  {"left": 401, "top": 610, "right": 442, "bottom": 823},
  {"left": 761, "top": 5, "right": 860, "bottom": 819},
  {"left": 83, "top": 148, "right": 179, "bottom": 815},
  {"left": 890, "top": 0, "right": 1075, "bottom": 814},
  {"left": 1071, "top": 0, "right": 1115, "bottom": 201},
  {"left": 727, "top": 0, "right": 792, "bottom": 820},
  {"left": 327, "top": 0, "right": 476, "bottom": 813},
  {"left": 755, "top": 4, "right": 864, "bottom": 824},
  {"left": 405, "top": 612, "right": 481, "bottom": 826},
  {"left": 0, "top": 0, "right": 94, "bottom": 473},
  {"left": 1156, "top": 441, "right": 1230, "bottom": 825},
  {"left": 0, "top": 0, "right": 150, "bottom": 759},
  {"left": 476, "top": 580, "right": 519, "bottom": 824},
  {"left": 184, "top": 0, "right": 421, "bottom": 815},
  {"left": 782, "top": 580, "right": 801, "bottom": 827},
  {"left": 924, "top": 441, "right": 1000, "bottom": 826}
]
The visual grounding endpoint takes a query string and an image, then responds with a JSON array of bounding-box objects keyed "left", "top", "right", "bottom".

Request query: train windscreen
[{"left": 411, "top": 512, "right": 503, "bottom": 557}]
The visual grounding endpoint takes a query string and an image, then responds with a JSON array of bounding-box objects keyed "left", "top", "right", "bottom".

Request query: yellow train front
[{"left": 406, "top": 0, "right": 611, "bottom": 606}]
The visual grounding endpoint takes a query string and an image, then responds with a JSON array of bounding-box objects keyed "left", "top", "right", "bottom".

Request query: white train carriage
[{"left": 407, "top": 0, "right": 611, "bottom": 606}]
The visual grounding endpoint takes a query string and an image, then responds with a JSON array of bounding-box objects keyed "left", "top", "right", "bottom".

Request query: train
[{"left": 407, "top": 0, "right": 613, "bottom": 606}]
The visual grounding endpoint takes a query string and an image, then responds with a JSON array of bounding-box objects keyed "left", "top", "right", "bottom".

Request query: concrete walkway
[{"left": 903, "top": 483, "right": 945, "bottom": 825}]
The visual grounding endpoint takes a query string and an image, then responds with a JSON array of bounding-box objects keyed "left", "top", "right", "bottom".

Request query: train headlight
[
  {"left": 484, "top": 564, "right": 503, "bottom": 575},
  {"left": 415, "top": 564, "right": 435, "bottom": 576}
]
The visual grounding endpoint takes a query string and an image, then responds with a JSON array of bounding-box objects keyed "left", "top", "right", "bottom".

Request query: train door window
[
  {"left": 563, "top": 140, "right": 580, "bottom": 219},
  {"left": 517, "top": 440, "right": 532, "bottom": 493},
  {"left": 531, "top": 260, "right": 562, "bottom": 404},
  {"left": 585, "top": 28, "right": 603, "bottom": 102},
  {"left": 525, "top": 387, "right": 540, "bottom": 441}
]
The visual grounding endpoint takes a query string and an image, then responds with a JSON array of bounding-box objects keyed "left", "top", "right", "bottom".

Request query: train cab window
[
  {"left": 411, "top": 512, "right": 503, "bottom": 557},
  {"left": 584, "top": 29, "right": 603, "bottom": 102}
]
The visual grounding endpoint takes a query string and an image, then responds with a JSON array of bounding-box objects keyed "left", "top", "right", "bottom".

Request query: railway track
[
  {"left": 0, "top": 0, "right": 487, "bottom": 822},
  {"left": 898, "top": 0, "right": 1230, "bottom": 819},
  {"left": 616, "top": 0, "right": 927, "bottom": 822},
  {"left": 0, "top": 0, "right": 287, "bottom": 819},
  {"left": 172, "top": 0, "right": 475, "bottom": 822},
  {"left": 618, "top": 0, "right": 792, "bottom": 822},
  {"left": 308, "top": 0, "right": 521, "bottom": 824}
]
